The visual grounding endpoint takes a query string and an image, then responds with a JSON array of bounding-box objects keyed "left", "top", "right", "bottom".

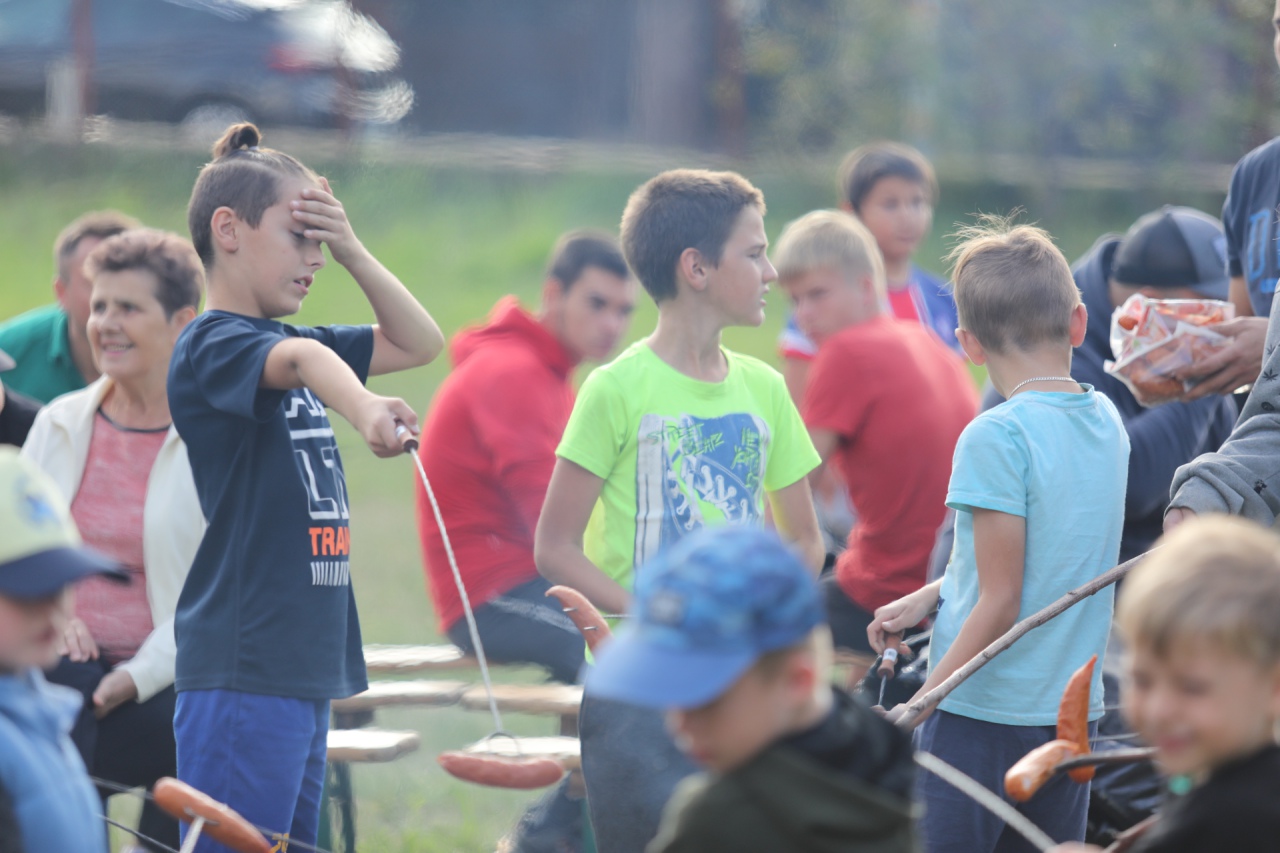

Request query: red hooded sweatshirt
[{"left": 416, "top": 296, "right": 579, "bottom": 631}]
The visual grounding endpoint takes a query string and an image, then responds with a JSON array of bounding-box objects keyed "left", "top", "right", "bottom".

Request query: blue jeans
[
  {"left": 175, "top": 689, "right": 328, "bottom": 852},
  {"left": 915, "top": 709, "right": 1094, "bottom": 853}
]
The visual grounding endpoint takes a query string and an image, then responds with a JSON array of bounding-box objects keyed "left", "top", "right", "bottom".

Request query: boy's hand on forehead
[{"left": 292, "top": 176, "right": 365, "bottom": 267}]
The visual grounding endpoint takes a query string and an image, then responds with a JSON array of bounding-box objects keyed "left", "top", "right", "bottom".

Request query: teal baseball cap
[{"left": 587, "top": 526, "right": 824, "bottom": 709}]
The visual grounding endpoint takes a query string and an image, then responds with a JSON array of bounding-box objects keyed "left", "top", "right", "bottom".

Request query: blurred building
[{"left": 355, "top": 0, "right": 744, "bottom": 151}]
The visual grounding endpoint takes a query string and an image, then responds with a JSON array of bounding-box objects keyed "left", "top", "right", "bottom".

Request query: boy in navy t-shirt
[{"left": 168, "top": 123, "right": 442, "bottom": 849}]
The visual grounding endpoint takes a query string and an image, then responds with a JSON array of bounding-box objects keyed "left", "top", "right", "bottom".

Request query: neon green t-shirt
[{"left": 556, "top": 341, "right": 820, "bottom": 591}]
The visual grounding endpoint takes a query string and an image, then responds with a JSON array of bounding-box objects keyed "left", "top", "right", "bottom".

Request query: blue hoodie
[{"left": 0, "top": 668, "right": 106, "bottom": 853}]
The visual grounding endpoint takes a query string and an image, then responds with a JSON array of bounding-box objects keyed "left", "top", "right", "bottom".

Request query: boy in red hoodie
[{"left": 415, "top": 230, "right": 635, "bottom": 684}]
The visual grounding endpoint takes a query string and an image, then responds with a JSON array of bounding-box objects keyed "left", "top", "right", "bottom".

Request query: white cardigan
[{"left": 21, "top": 376, "right": 205, "bottom": 702}]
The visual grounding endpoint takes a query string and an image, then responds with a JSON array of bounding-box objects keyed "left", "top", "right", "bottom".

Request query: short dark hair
[
  {"left": 620, "top": 169, "right": 765, "bottom": 303},
  {"left": 85, "top": 228, "right": 205, "bottom": 319},
  {"left": 837, "top": 142, "right": 938, "bottom": 213},
  {"left": 53, "top": 210, "right": 141, "bottom": 279},
  {"left": 546, "top": 229, "right": 629, "bottom": 290},
  {"left": 188, "top": 122, "right": 319, "bottom": 268}
]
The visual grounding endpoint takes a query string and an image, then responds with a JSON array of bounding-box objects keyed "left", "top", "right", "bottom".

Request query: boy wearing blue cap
[
  {"left": 590, "top": 526, "right": 916, "bottom": 853},
  {"left": 0, "top": 447, "right": 129, "bottom": 853}
]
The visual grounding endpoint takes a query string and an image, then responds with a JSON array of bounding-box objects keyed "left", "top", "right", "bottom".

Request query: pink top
[{"left": 71, "top": 410, "right": 167, "bottom": 663}]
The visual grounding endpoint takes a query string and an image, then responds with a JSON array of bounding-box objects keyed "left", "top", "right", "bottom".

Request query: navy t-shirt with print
[
  {"left": 168, "top": 310, "right": 373, "bottom": 699},
  {"left": 1223, "top": 135, "right": 1280, "bottom": 318}
]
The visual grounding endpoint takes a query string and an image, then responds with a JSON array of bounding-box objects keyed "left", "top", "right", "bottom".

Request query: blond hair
[
  {"left": 773, "top": 210, "right": 886, "bottom": 301},
  {"left": 1118, "top": 516, "right": 1280, "bottom": 668},
  {"left": 947, "top": 215, "right": 1080, "bottom": 354}
]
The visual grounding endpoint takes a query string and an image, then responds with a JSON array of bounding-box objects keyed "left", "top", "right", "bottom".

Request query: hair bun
[{"left": 212, "top": 122, "right": 262, "bottom": 159}]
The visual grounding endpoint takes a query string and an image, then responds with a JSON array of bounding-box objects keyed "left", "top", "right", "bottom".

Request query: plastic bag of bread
[{"left": 1105, "top": 294, "right": 1234, "bottom": 406}]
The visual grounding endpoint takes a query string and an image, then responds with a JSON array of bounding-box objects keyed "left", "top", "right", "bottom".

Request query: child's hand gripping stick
[
  {"left": 876, "top": 633, "right": 902, "bottom": 707},
  {"left": 394, "top": 422, "right": 419, "bottom": 454}
]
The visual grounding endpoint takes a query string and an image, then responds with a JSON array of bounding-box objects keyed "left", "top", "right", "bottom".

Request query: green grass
[{"left": 0, "top": 137, "right": 1226, "bottom": 851}]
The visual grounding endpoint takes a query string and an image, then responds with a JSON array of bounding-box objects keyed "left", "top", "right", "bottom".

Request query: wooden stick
[
  {"left": 914, "top": 751, "right": 1055, "bottom": 852},
  {"left": 896, "top": 552, "right": 1147, "bottom": 730}
]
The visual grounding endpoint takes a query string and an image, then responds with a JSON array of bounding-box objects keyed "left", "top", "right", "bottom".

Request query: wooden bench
[
  {"left": 363, "top": 643, "right": 478, "bottom": 674},
  {"left": 331, "top": 679, "right": 469, "bottom": 713},
  {"left": 322, "top": 728, "right": 421, "bottom": 851},
  {"left": 463, "top": 735, "right": 582, "bottom": 771},
  {"left": 326, "top": 728, "right": 421, "bottom": 763}
]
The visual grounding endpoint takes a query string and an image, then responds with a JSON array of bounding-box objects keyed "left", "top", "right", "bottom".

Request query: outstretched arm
[
  {"left": 535, "top": 458, "right": 630, "bottom": 615},
  {"left": 262, "top": 338, "right": 417, "bottom": 457},
  {"left": 291, "top": 179, "right": 444, "bottom": 374}
]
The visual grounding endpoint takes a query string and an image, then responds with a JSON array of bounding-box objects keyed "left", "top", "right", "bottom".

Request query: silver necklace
[{"left": 1008, "top": 375, "right": 1075, "bottom": 396}]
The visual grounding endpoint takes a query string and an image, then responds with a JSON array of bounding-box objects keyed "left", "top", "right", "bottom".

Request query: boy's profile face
[
  {"left": 702, "top": 206, "right": 777, "bottom": 328},
  {"left": 1124, "top": 640, "right": 1280, "bottom": 779},
  {"left": 0, "top": 588, "right": 73, "bottom": 672},
  {"left": 855, "top": 176, "right": 931, "bottom": 269},
  {"left": 545, "top": 266, "right": 637, "bottom": 362},
  {"left": 234, "top": 176, "right": 327, "bottom": 319},
  {"left": 666, "top": 652, "right": 808, "bottom": 774},
  {"left": 782, "top": 266, "right": 877, "bottom": 344}
]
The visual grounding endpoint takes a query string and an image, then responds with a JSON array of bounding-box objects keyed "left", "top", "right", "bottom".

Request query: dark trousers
[
  {"left": 915, "top": 709, "right": 1095, "bottom": 853},
  {"left": 446, "top": 577, "right": 586, "bottom": 684},
  {"left": 578, "top": 693, "right": 699, "bottom": 853},
  {"left": 46, "top": 657, "right": 179, "bottom": 852}
]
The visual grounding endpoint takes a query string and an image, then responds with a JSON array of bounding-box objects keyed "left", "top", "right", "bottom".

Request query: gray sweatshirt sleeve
[{"left": 1169, "top": 304, "right": 1280, "bottom": 525}]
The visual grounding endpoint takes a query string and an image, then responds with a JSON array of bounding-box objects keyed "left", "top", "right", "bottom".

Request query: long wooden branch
[{"left": 895, "top": 551, "right": 1148, "bottom": 730}]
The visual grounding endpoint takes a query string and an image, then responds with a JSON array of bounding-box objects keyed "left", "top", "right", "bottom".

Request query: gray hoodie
[{"left": 1169, "top": 297, "right": 1280, "bottom": 521}]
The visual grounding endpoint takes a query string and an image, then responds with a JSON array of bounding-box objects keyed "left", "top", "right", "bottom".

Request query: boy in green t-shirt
[
  {"left": 535, "top": 169, "right": 823, "bottom": 615},
  {"left": 534, "top": 169, "right": 823, "bottom": 853}
]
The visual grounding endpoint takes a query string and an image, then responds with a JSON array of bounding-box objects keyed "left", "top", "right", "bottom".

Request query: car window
[{"left": 0, "top": 0, "right": 72, "bottom": 48}]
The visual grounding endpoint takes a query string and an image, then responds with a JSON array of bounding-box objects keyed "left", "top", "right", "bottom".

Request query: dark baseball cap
[{"left": 1111, "top": 206, "right": 1229, "bottom": 300}]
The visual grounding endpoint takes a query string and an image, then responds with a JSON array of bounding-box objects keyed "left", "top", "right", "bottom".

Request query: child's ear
[
  {"left": 956, "top": 328, "right": 986, "bottom": 366},
  {"left": 210, "top": 206, "right": 240, "bottom": 255},
  {"left": 1069, "top": 303, "right": 1088, "bottom": 347},
  {"left": 678, "top": 247, "right": 709, "bottom": 293}
]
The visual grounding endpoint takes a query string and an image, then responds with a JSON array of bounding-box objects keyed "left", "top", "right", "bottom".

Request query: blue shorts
[
  {"left": 914, "top": 709, "right": 1095, "bottom": 853},
  {"left": 174, "top": 689, "right": 329, "bottom": 852}
]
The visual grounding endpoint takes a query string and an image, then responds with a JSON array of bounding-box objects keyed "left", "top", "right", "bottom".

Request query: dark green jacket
[{"left": 648, "top": 692, "right": 918, "bottom": 853}]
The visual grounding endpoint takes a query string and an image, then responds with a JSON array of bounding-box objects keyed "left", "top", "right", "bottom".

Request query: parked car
[{"left": 0, "top": 0, "right": 414, "bottom": 129}]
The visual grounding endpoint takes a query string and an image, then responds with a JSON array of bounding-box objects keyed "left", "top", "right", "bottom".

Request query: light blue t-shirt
[{"left": 930, "top": 386, "right": 1129, "bottom": 726}]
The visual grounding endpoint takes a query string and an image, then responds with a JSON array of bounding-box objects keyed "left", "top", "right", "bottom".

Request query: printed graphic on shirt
[
  {"left": 287, "top": 388, "right": 351, "bottom": 586},
  {"left": 1245, "top": 209, "right": 1279, "bottom": 297},
  {"left": 634, "top": 412, "right": 770, "bottom": 568}
]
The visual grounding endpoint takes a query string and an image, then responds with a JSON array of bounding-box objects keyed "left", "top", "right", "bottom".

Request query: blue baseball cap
[{"left": 587, "top": 526, "right": 824, "bottom": 709}]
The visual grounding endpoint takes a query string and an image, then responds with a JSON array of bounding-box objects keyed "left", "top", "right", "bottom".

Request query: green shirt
[
  {"left": 556, "top": 341, "right": 819, "bottom": 590},
  {"left": 0, "top": 304, "right": 85, "bottom": 403}
]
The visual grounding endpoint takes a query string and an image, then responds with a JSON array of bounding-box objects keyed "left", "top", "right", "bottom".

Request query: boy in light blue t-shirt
[{"left": 870, "top": 219, "right": 1129, "bottom": 853}]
